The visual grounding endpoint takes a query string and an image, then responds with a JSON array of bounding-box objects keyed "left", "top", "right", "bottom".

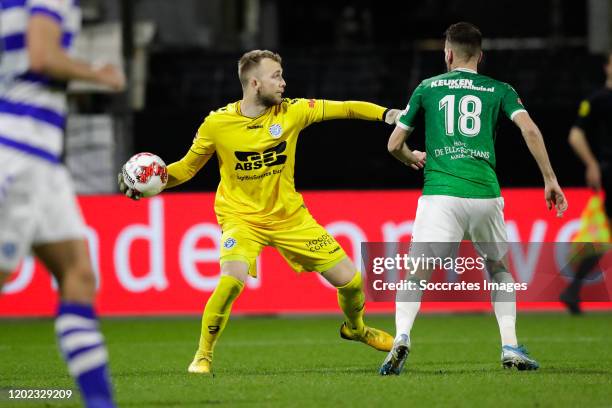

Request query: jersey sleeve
[
  {"left": 573, "top": 98, "right": 592, "bottom": 131},
  {"left": 167, "top": 149, "right": 211, "bottom": 188},
  {"left": 501, "top": 84, "right": 527, "bottom": 120},
  {"left": 29, "top": 0, "right": 70, "bottom": 24},
  {"left": 396, "top": 82, "right": 425, "bottom": 130},
  {"left": 289, "top": 98, "right": 386, "bottom": 128},
  {"left": 289, "top": 98, "right": 326, "bottom": 128},
  {"left": 167, "top": 116, "right": 215, "bottom": 188},
  {"left": 190, "top": 116, "right": 216, "bottom": 156},
  {"left": 320, "top": 100, "right": 386, "bottom": 121}
]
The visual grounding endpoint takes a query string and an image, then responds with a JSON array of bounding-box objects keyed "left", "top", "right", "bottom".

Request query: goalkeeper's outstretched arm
[
  {"left": 118, "top": 149, "right": 211, "bottom": 200},
  {"left": 322, "top": 100, "right": 400, "bottom": 124},
  {"left": 166, "top": 150, "right": 212, "bottom": 189}
]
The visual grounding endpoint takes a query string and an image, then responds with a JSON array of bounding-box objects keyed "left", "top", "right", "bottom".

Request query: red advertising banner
[{"left": 1, "top": 188, "right": 610, "bottom": 317}]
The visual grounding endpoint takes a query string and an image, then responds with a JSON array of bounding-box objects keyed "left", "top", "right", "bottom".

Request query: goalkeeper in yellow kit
[{"left": 119, "top": 50, "right": 400, "bottom": 374}]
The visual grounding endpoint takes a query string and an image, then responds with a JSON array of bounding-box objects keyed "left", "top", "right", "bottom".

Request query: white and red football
[{"left": 121, "top": 152, "right": 168, "bottom": 197}]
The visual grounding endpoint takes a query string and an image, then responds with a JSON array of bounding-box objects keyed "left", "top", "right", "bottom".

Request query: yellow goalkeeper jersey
[{"left": 169, "top": 98, "right": 387, "bottom": 226}]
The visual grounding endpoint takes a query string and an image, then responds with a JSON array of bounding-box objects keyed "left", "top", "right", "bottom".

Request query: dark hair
[
  {"left": 238, "top": 50, "right": 282, "bottom": 88},
  {"left": 444, "top": 22, "right": 482, "bottom": 59}
]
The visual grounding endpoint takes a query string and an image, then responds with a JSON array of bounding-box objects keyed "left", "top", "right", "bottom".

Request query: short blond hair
[{"left": 238, "top": 50, "right": 282, "bottom": 88}]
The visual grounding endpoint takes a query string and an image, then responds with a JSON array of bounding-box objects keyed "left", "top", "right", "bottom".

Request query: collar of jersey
[
  {"left": 236, "top": 101, "right": 269, "bottom": 120},
  {"left": 452, "top": 68, "right": 478, "bottom": 74}
]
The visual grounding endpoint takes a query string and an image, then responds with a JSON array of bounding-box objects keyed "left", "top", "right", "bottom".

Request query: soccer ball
[{"left": 122, "top": 152, "right": 168, "bottom": 197}]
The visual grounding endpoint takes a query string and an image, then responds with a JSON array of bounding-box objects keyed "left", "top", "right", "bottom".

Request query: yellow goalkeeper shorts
[{"left": 219, "top": 207, "right": 347, "bottom": 277}]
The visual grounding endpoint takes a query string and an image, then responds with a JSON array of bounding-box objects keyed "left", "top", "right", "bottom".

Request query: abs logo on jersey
[{"left": 234, "top": 141, "right": 287, "bottom": 170}]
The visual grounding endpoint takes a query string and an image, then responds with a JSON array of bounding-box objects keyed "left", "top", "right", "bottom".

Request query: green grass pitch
[{"left": 1, "top": 313, "right": 611, "bottom": 407}]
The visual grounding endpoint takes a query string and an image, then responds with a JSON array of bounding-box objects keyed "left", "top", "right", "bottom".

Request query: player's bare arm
[
  {"left": 28, "top": 15, "right": 124, "bottom": 90},
  {"left": 513, "top": 111, "right": 568, "bottom": 217},
  {"left": 387, "top": 126, "right": 426, "bottom": 170},
  {"left": 568, "top": 126, "right": 602, "bottom": 190}
]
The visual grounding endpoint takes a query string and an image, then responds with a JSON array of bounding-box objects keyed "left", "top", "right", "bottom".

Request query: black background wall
[{"left": 136, "top": 48, "right": 605, "bottom": 192}]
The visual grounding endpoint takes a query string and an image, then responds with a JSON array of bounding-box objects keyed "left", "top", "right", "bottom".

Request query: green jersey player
[{"left": 379, "top": 22, "right": 568, "bottom": 376}]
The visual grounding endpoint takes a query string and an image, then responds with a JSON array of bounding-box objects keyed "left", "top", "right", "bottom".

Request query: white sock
[
  {"left": 494, "top": 302, "right": 517, "bottom": 346},
  {"left": 489, "top": 267, "right": 518, "bottom": 346},
  {"left": 395, "top": 301, "right": 420, "bottom": 342}
]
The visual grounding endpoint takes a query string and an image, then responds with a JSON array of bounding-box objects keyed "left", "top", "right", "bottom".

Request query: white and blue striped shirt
[{"left": 0, "top": 0, "right": 81, "bottom": 163}]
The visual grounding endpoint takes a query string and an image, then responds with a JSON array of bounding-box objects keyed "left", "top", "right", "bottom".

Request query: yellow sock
[
  {"left": 336, "top": 271, "right": 365, "bottom": 333},
  {"left": 196, "top": 275, "right": 244, "bottom": 359}
]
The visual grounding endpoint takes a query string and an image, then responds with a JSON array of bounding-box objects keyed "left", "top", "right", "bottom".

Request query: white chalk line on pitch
[
  {"left": 3, "top": 336, "right": 609, "bottom": 351},
  {"left": 107, "top": 337, "right": 610, "bottom": 348},
  {"left": 122, "top": 335, "right": 612, "bottom": 346},
  {"left": 220, "top": 336, "right": 610, "bottom": 347},
  {"left": 518, "top": 336, "right": 611, "bottom": 342}
]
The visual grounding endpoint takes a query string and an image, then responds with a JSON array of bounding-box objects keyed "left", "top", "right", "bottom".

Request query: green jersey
[{"left": 397, "top": 68, "right": 526, "bottom": 198}]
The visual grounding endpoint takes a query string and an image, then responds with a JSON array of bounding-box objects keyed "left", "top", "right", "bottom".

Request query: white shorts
[
  {"left": 411, "top": 195, "right": 508, "bottom": 261},
  {"left": 0, "top": 150, "right": 85, "bottom": 272}
]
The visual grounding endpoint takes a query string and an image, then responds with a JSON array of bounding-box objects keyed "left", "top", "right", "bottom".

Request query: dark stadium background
[{"left": 77, "top": 0, "right": 607, "bottom": 192}]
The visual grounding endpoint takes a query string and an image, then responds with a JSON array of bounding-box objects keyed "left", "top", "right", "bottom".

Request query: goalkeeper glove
[{"left": 117, "top": 171, "right": 142, "bottom": 200}]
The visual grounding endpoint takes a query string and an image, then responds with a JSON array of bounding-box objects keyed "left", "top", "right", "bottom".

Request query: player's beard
[{"left": 257, "top": 89, "right": 281, "bottom": 107}]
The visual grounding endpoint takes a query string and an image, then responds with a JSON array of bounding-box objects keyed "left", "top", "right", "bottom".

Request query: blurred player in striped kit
[{"left": 0, "top": 1, "right": 123, "bottom": 406}]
